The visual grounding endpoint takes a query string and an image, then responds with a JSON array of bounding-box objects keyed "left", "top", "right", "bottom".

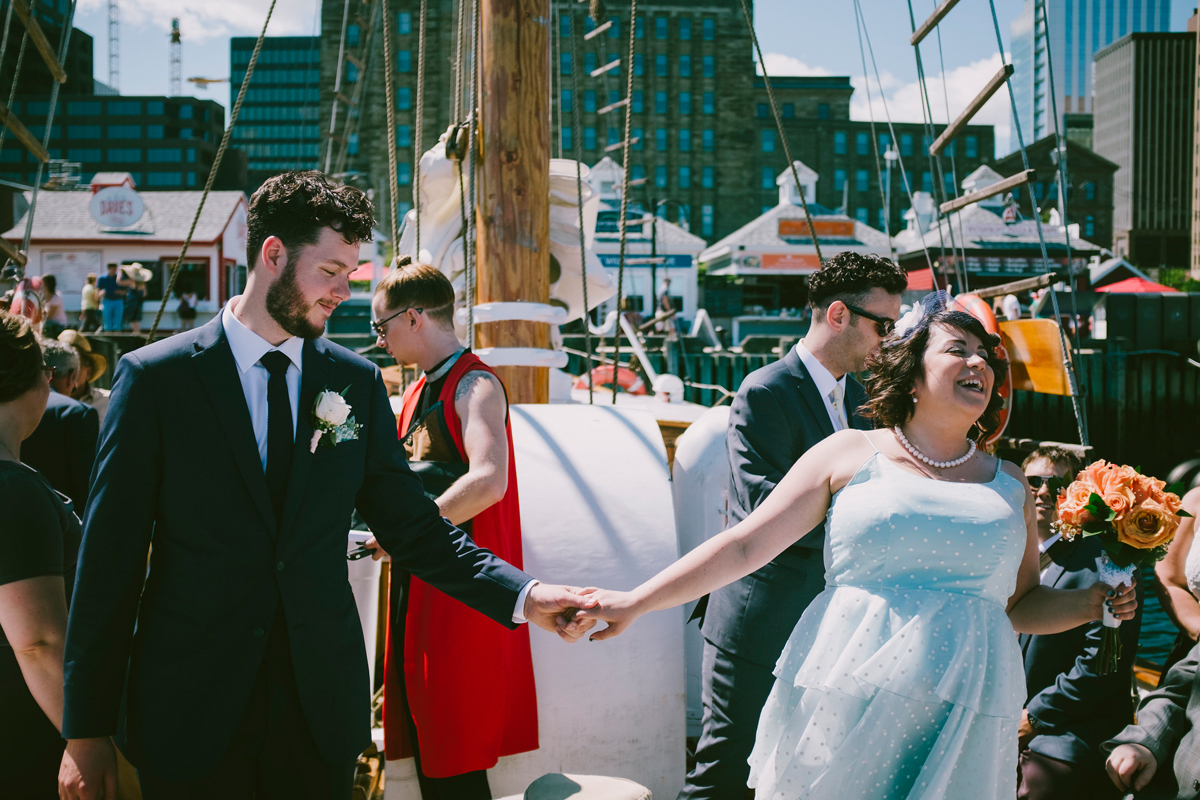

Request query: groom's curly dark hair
[{"left": 246, "top": 171, "right": 375, "bottom": 269}]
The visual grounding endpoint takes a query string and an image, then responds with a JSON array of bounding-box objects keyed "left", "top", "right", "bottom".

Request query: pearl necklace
[{"left": 893, "top": 426, "right": 976, "bottom": 469}]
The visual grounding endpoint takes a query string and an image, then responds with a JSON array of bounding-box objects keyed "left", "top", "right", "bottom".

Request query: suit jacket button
[
  {"left": 1193, "top": 779, "right": 1199, "bottom": 790},
  {"left": 276, "top": 561, "right": 285, "bottom": 573},
  {"left": 252, "top": 627, "right": 265, "bottom": 639}
]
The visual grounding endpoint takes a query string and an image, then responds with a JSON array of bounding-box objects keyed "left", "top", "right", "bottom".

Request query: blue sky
[{"left": 67, "top": 0, "right": 1199, "bottom": 156}]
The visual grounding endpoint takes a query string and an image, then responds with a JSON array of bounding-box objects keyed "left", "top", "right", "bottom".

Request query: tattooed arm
[{"left": 434, "top": 370, "right": 511, "bottom": 526}]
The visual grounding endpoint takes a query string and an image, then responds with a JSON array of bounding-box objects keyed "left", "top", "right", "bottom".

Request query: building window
[
  {"left": 397, "top": 87, "right": 411, "bottom": 109},
  {"left": 108, "top": 101, "right": 141, "bottom": 115},
  {"left": 607, "top": 127, "right": 620, "bottom": 146},
  {"left": 187, "top": 172, "right": 197, "bottom": 187},
  {"left": 67, "top": 101, "right": 101, "bottom": 115},
  {"left": 584, "top": 53, "right": 597, "bottom": 74},
  {"left": 147, "top": 125, "right": 164, "bottom": 139},
  {"left": 702, "top": 56, "right": 714, "bottom": 78},
  {"left": 1035, "top": 181, "right": 1045, "bottom": 200},
  {"left": 347, "top": 133, "right": 359, "bottom": 155},
  {"left": 178, "top": 105, "right": 193, "bottom": 120},
  {"left": 631, "top": 165, "right": 645, "bottom": 182},
  {"left": 834, "top": 169, "right": 846, "bottom": 190},
  {"left": 784, "top": 103, "right": 795, "bottom": 119},
  {"left": 900, "top": 134, "right": 913, "bottom": 157},
  {"left": 1012, "top": 186, "right": 1020, "bottom": 200},
  {"left": 68, "top": 125, "right": 101, "bottom": 139},
  {"left": 631, "top": 91, "right": 644, "bottom": 113},
  {"left": 679, "top": 166, "right": 691, "bottom": 188},
  {"left": 834, "top": 131, "right": 847, "bottom": 154},
  {"left": 759, "top": 167, "right": 773, "bottom": 189},
  {"left": 944, "top": 173, "right": 956, "bottom": 196},
  {"left": 655, "top": 16, "right": 668, "bottom": 39},
  {"left": 702, "top": 204, "right": 714, "bottom": 236},
  {"left": 562, "top": 127, "right": 573, "bottom": 150},
  {"left": 180, "top": 128, "right": 192, "bottom": 140},
  {"left": 679, "top": 55, "right": 691, "bottom": 77},
  {"left": 856, "top": 132, "right": 868, "bottom": 155},
  {"left": 584, "top": 127, "right": 596, "bottom": 149},
  {"left": 856, "top": 169, "right": 868, "bottom": 192},
  {"left": 655, "top": 54, "right": 667, "bottom": 76},
  {"left": 560, "top": 90, "right": 571, "bottom": 113},
  {"left": 107, "top": 125, "right": 141, "bottom": 139},
  {"left": 703, "top": 92, "right": 714, "bottom": 114},
  {"left": 398, "top": 163, "right": 411, "bottom": 185},
  {"left": 67, "top": 148, "right": 101, "bottom": 162},
  {"left": 147, "top": 101, "right": 164, "bottom": 115},
  {"left": 965, "top": 135, "right": 978, "bottom": 158},
  {"left": 856, "top": 207, "right": 868, "bottom": 223},
  {"left": 1085, "top": 214, "right": 1095, "bottom": 237},
  {"left": 398, "top": 201, "right": 412, "bottom": 218},
  {"left": 632, "top": 128, "right": 643, "bottom": 150},
  {"left": 945, "top": 139, "right": 955, "bottom": 157},
  {"left": 761, "top": 129, "right": 774, "bottom": 152},
  {"left": 656, "top": 128, "right": 667, "bottom": 150},
  {"left": 878, "top": 132, "right": 889, "bottom": 153},
  {"left": 1085, "top": 181, "right": 1095, "bottom": 201},
  {"left": 585, "top": 90, "right": 597, "bottom": 113},
  {"left": 345, "top": 61, "right": 359, "bottom": 83},
  {"left": 679, "top": 129, "right": 691, "bottom": 151},
  {"left": 186, "top": 148, "right": 196, "bottom": 163},
  {"left": 702, "top": 129, "right": 714, "bottom": 151},
  {"left": 655, "top": 91, "right": 667, "bottom": 114},
  {"left": 608, "top": 16, "right": 619, "bottom": 39},
  {"left": 655, "top": 164, "right": 667, "bottom": 188},
  {"left": 703, "top": 18, "right": 715, "bottom": 40},
  {"left": 559, "top": 14, "right": 570, "bottom": 38},
  {"left": 146, "top": 172, "right": 182, "bottom": 187},
  {"left": 147, "top": 148, "right": 182, "bottom": 162},
  {"left": 560, "top": 53, "right": 571, "bottom": 75},
  {"left": 922, "top": 171, "right": 932, "bottom": 192},
  {"left": 679, "top": 92, "right": 691, "bottom": 115},
  {"left": 816, "top": 103, "right": 828, "bottom": 119},
  {"left": 636, "top": 16, "right": 644, "bottom": 39},
  {"left": 398, "top": 12, "right": 412, "bottom": 34},
  {"left": 634, "top": 54, "right": 643, "bottom": 76},
  {"left": 756, "top": 103, "right": 768, "bottom": 119},
  {"left": 702, "top": 166, "right": 714, "bottom": 188},
  {"left": 680, "top": 17, "right": 692, "bottom": 39},
  {"left": 877, "top": 209, "right": 887, "bottom": 230},
  {"left": 107, "top": 148, "right": 141, "bottom": 162}
]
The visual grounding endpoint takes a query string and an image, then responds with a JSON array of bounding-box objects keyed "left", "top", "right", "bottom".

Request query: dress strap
[{"left": 858, "top": 429, "right": 879, "bottom": 452}]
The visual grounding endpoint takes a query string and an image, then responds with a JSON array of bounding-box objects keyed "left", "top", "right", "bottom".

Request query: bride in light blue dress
[{"left": 578, "top": 296, "right": 1138, "bottom": 799}]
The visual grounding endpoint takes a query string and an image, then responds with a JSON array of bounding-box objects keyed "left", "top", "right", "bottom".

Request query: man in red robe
[{"left": 366, "top": 258, "right": 537, "bottom": 799}]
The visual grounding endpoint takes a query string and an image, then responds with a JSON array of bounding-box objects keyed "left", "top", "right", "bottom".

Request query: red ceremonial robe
[{"left": 382, "top": 352, "right": 538, "bottom": 776}]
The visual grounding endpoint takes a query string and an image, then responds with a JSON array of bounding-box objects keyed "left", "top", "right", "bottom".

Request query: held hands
[
  {"left": 571, "top": 588, "right": 644, "bottom": 642},
  {"left": 523, "top": 583, "right": 601, "bottom": 643},
  {"left": 59, "top": 737, "right": 117, "bottom": 800},
  {"left": 1090, "top": 577, "right": 1138, "bottom": 622},
  {"left": 1106, "top": 743, "right": 1157, "bottom": 793}
]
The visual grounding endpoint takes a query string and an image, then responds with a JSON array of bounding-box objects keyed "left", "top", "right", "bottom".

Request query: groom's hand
[
  {"left": 60, "top": 737, "right": 117, "bottom": 800},
  {"left": 524, "top": 583, "right": 599, "bottom": 643}
]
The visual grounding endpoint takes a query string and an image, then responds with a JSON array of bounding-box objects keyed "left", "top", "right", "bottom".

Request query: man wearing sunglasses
[
  {"left": 1018, "top": 446, "right": 1143, "bottom": 799},
  {"left": 682, "top": 251, "right": 906, "bottom": 800}
]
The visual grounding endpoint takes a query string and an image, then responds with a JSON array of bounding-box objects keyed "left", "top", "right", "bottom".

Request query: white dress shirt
[
  {"left": 1038, "top": 531, "right": 1062, "bottom": 580},
  {"left": 794, "top": 341, "right": 849, "bottom": 432},
  {"left": 221, "top": 299, "right": 536, "bottom": 623}
]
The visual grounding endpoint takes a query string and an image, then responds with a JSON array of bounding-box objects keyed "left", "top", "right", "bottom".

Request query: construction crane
[
  {"left": 107, "top": 0, "right": 118, "bottom": 91},
  {"left": 169, "top": 18, "right": 181, "bottom": 96}
]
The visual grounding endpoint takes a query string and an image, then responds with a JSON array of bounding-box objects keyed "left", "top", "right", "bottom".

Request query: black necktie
[{"left": 260, "top": 351, "right": 293, "bottom": 525}]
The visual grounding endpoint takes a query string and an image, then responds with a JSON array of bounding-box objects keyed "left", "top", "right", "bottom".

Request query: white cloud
[
  {"left": 757, "top": 53, "right": 831, "bottom": 77},
  {"left": 850, "top": 53, "right": 1013, "bottom": 156},
  {"left": 76, "top": 0, "right": 318, "bottom": 43}
]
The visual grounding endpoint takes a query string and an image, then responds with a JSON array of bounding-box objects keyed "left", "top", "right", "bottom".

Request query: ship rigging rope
[
  {"left": 985, "top": 0, "right": 1088, "bottom": 447},
  {"left": 851, "top": 0, "right": 935, "bottom": 275},
  {"left": 611, "top": 0, "right": 638, "bottom": 404},
  {"left": 931, "top": 17, "right": 972, "bottom": 287},
  {"left": 413, "top": 0, "right": 428, "bottom": 256},
  {"left": 905, "top": 0, "right": 967, "bottom": 293},
  {"left": 737, "top": 0, "right": 823, "bottom": 266},
  {"left": 146, "top": 0, "right": 278, "bottom": 342},
  {"left": 18, "top": 0, "right": 75, "bottom": 273},
  {"left": 851, "top": 4, "right": 893, "bottom": 262},
  {"left": 570, "top": 7, "right": 593, "bottom": 403},
  {"left": 380, "top": 0, "right": 400, "bottom": 249},
  {"left": 323, "top": 0, "right": 351, "bottom": 174},
  {"left": 466, "top": 0, "right": 479, "bottom": 348},
  {"left": 0, "top": 0, "right": 29, "bottom": 160}
]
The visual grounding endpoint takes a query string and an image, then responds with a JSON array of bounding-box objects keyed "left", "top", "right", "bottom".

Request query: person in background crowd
[
  {"left": 0, "top": 312, "right": 82, "bottom": 799},
  {"left": 21, "top": 339, "right": 98, "bottom": 514},
  {"left": 1152, "top": 487, "right": 1200, "bottom": 676},
  {"left": 41, "top": 276, "right": 68, "bottom": 339},
  {"left": 96, "top": 264, "right": 130, "bottom": 332},
  {"left": 0, "top": 291, "right": 12, "bottom": 314},
  {"left": 121, "top": 265, "right": 150, "bottom": 335},
  {"left": 367, "top": 259, "right": 538, "bottom": 800},
  {"left": 58, "top": 330, "right": 110, "bottom": 427},
  {"left": 680, "top": 252, "right": 907, "bottom": 800},
  {"left": 177, "top": 285, "right": 198, "bottom": 332},
  {"left": 1018, "top": 446, "right": 1142, "bottom": 799},
  {"left": 79, "top": 274, "right": 101, "bottom": 333}
]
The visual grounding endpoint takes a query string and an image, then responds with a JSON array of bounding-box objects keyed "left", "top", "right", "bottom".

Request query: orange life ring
[
  {"left": 574, "top": 365, "right": 646, "bottom": 395},
  {"left": 954, "top": 293, "right": 1012, "bottom": 448}
]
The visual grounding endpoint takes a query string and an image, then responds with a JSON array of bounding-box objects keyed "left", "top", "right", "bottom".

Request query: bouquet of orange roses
[{"left": 1053, "top": 460, "right": 1192, "bottom": 674}]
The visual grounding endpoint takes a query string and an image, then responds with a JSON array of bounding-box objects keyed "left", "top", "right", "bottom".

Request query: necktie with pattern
[{"left": 830, "top": 382, "right": 848, "bottom": 431}]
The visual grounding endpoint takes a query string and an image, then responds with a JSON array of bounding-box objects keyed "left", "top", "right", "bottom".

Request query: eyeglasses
[
  {"left": 370, "top": 307, "right": 422, "bottom": 337},
  {"left": 843, "top": 303, "right": 896, "bottom": 336},
  {"left": 1026, "top": 475, "right": 1067, "bottom": 492},
  {"left": 40, "top": 364, "right": 56, "bottom": 380}
]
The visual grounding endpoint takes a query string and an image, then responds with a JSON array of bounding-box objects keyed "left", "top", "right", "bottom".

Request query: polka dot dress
[{"left": 746, "top": 449, "right": 1027, "bottom": 800}]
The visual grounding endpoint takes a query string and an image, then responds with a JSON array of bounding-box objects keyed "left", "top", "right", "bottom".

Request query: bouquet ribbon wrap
[{"left": 1096, "top": 552, "right": 1135, "bottom": 672}]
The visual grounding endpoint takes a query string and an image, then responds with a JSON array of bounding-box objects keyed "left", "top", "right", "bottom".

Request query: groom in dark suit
[
  {"left": 58, "top": 172, "right": 596, "bottom": 800},
  {"left": 681, "top": 252, "right": 907, "bottom": 799}
]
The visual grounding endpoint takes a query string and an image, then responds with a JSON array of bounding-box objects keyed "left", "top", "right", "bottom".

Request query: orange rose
[
  {"left": 1093, "top": 464, "right": 1137, "bottom": 520},
  {"left": 1132, "top": 474, "right": 1167, "bottom": 505},
  {"left": 1161, "top": 490, "right": 1184, "bottom": 515},
  {"left": 1057, "top": 482, "right": 1097, "bottom": 527},
  {"left": 1115, "top": 499, "right": 1180, "bottom": 550}
]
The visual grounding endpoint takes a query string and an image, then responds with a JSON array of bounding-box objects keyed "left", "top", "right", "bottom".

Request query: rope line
[
  {"left": 986, "top": 0, "right": 1088, "bottom": 447},
  {"left": 413, "top": 0, "right": 427, "bottom": 256},
  {"left": 323, "top": 0, "right": 352, "bottom": 173},
  {"left": 738, "top": 0, "right": 822, "bottom": 265},
  {"left": 851, "top": 5, "right": 893, "bottom": 261},
  {"left": 611, "top": 0, "right": 638, "bottom": 404},
  {"left": 0, "top": 0, "right": 16, "bottom": 71},
  {"left": 466, "top": 0, "right": 479, "bottom": 349},
  {"left": 334, "top": 0, "right": 380, "bottom": 176},
  {"left": 932, "top": 16, "right": 972, "bottom": 288},
  {"left": 146, "top": 0, "right": 277, "bottom": 342},
  {"left": 0, "top": 0, "right": 27, "bottom": 160},
  {"left": 570, "top": 8, "right": 592, "bottom": 403},
  {"left": 381, "top": 0, "right": 400, "bottom": 250}
]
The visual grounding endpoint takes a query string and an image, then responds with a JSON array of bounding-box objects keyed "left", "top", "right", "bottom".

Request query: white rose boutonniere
[{"left": 310, "top": 388, "right": 363, "bottom": 453}]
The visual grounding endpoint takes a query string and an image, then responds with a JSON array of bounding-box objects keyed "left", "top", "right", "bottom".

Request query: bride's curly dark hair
[{"left": 860, "top": 309, "right": 1009, "bottom": 444}]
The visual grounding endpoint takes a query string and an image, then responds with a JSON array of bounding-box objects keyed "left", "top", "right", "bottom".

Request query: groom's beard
[{"left": 266, "top": 260, "right": 326, "bottom": 339}]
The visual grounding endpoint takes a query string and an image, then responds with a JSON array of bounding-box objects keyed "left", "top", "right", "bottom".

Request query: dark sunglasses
[
  {"left": 1026, "top": 475, "right": 1068, "bottom": 493},
  {"left": 370, "top": 307, "right": 422, "bottom": 337},
  {"left": 843, "top": 303, "right": 896, "bottom": 336}
]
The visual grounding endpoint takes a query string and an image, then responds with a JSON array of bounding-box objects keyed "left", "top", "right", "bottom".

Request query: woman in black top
[{"left": 0, "top": 312, "right": 82, "bottom": 798}]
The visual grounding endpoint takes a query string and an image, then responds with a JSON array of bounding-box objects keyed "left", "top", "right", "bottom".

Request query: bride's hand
[
  {"left": 571, "top": 588, "right": 645, "bottom": 641},
  {"left": 1089, "top": 576, "right": 1138, "bottom": 622}
]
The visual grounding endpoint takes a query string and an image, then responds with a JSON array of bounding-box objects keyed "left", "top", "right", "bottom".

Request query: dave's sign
[{"left": 89, "top": 186, "right": 144, "bottom": 228}]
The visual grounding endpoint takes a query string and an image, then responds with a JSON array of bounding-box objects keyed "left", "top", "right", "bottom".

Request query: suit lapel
[
  {"left": 783, "top": 349, "right": 835, "bottom": 439},
  {"left": 191, "top": 316, "right": 277, "bottom": 538},
  {"left": 278, "top": 337, "right": 334, "bottom": 538}
]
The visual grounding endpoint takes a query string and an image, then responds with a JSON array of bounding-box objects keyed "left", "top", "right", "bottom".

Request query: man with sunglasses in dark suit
[{"left": 681, "top": 252, "right": 907, "bottom": 799}]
